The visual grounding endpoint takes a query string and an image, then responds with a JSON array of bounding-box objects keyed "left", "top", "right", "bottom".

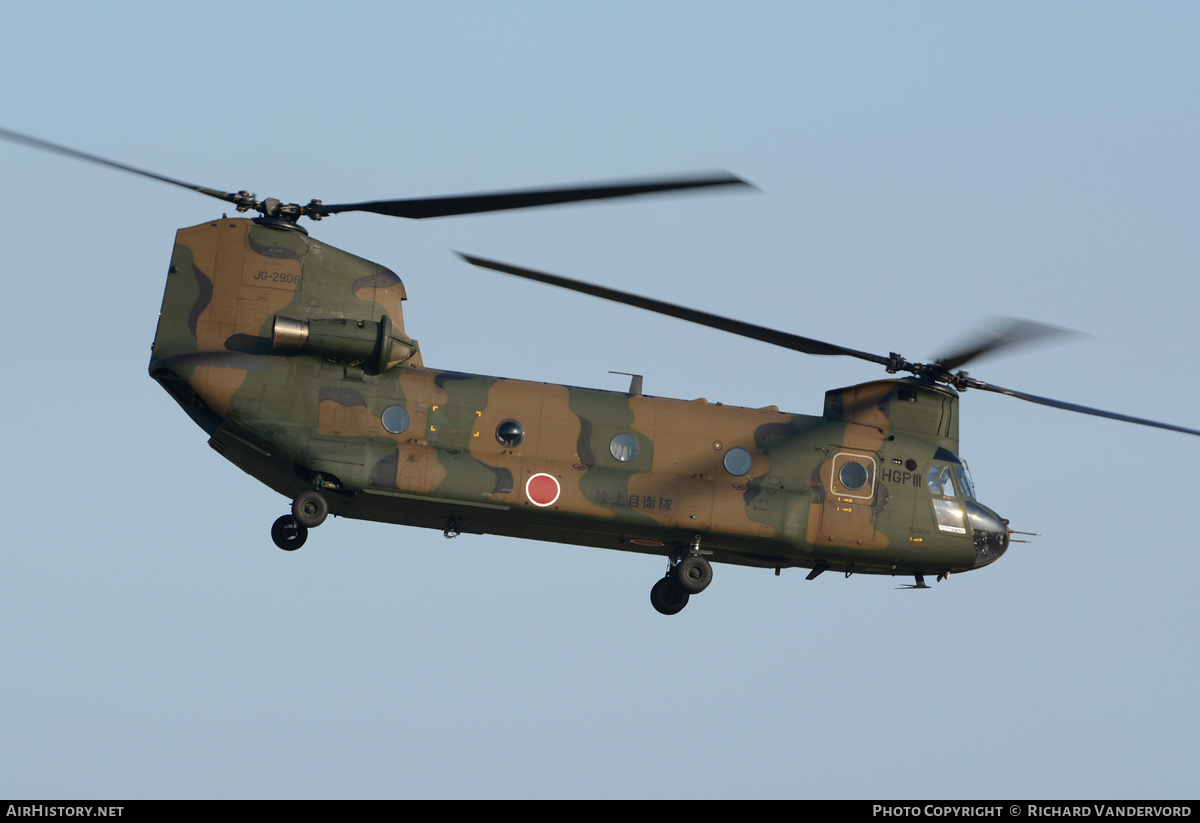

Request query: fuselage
[{"left": 149, "top": 217, "right": 1008, "bottom": 578}]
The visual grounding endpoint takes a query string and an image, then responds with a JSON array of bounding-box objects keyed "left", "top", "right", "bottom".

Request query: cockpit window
[
  {"left": 932, "top": 498, "right": 967, "bottom": 534},
  {"left": 953, "top": 465, "right": 975, "bottom": 499},
  {"left": 927, "top": 465, "right": 956, "bottom": 497},
  {"left": 928, "top": 462, "right": 968, "bottom": 535},
  {"left": 927, "top": 463, "right": 976, "bottom": 499}
]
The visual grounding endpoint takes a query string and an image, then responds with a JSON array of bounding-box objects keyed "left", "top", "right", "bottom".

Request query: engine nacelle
[{"left": 271, "top": 314, "right": 416, "bottom": 374}]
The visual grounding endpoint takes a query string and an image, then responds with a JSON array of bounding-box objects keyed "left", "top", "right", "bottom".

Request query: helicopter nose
[{"left": 964, "top": 500, "right": 1009, "bottom": 566}]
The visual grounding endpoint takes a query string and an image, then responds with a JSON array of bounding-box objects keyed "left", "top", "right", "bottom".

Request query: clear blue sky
[{"left": 3, "top": 1, "right": 1198, "bottom": 799}]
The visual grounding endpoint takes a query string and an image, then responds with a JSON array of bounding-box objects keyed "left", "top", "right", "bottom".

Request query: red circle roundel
[{"left": 525, "top": 473, "right": 561, "bottom": 507}]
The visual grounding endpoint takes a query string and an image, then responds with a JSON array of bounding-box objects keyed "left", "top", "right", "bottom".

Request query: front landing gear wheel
[
  {"left": 271, "top": 515, "right": 308, "bottom": 551},
  {"left": 673, "top": 555, "right": 713, "bottom": 594},
  {"left": 650, "top": 576, "right": 690, "bottom": 615},
  {"left": 292, "top": 491, "right": 328, "bottom": 528}
]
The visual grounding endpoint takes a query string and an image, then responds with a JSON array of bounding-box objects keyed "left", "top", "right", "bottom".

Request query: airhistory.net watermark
[{"left": 6, "top": 807, "right": 123, "bottom": 817}]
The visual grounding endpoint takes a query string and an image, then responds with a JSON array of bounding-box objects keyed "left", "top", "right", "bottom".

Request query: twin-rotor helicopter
[{"left": 5, "top": 127, "right": 1195, "bottom": 615}]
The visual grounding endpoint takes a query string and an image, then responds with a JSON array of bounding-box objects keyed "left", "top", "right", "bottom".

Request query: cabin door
[{"left": 816, "top": 451, "right": 879, "bottom": 547}]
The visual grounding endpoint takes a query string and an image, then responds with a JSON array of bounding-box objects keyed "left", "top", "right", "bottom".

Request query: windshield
[
  {"left": 953, "top": 464, "right": 975, "bottom": 498},
  {"left": 926, "top": 458, "right": 976, "bottom": 535},
  {"left": 927, "top": 450, "right": 976, "bottom": 499}
]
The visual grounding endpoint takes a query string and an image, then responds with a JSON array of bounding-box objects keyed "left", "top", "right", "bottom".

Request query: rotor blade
[
  {"left": 965, "top": 378, "right": 1200, "bottom": 436},
  {"left": 457, "top": 253, "right": 892, "bottom": 365},
  {"left": 936, "top": 318, "right": 1077, "bottom": 372},
  {"left": 314, "top": 173, "right": 754, "bottom": 219},
  {"left": 0, "top": 126, "right": 246, "bottom": 206}
]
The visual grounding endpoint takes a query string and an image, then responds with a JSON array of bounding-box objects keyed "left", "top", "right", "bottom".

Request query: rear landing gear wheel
[
  {"left": 673, "top": 555, "right": 713, "bottom": 594},
  {"left": 271, "top": 515, "right": 308, "bottom": 551},
  {"left": 650, "top": 576, "right": 690, "bottom": 615},
  {"left": 292, "top": 491, "right": 328, "bottom": 528}
]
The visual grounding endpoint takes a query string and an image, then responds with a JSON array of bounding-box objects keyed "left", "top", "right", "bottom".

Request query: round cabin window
[
  {"left": 838, "top": 461, "right": 869, "bottom": 491},
  {"left": 723, "top": 447, "right": 752, "bottom": 476},
  {"left": 609, "top": 433, "right": 639, "bottom": 462},
  {"left": 381, "top": 405, "right": 410, "bottom": 434},
  {"left": 496, "top": 419, "right": 525, "bottom": 448}
]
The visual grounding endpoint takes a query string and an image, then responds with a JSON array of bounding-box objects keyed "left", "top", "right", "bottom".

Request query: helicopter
[{"left": 5, "top": 127, "right": 1198, "bottom": 616}]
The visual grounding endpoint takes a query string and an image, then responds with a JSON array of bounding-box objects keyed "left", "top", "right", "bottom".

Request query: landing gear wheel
[
  {"left": 673, "top": 555, "right": 713, "bottom": 594},
  {"left": 271, "top": 515, "right": 308, "bottom": 551},
  {"left": 292, "top": 491, "right": 328, "bottom": 528},
  {"left": 650, "top": 576, "right": 690, "bottom": 615}
]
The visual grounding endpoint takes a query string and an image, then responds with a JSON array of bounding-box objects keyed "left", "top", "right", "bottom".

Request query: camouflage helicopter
[{"left": 6, "top": 128, "right": 1198, "bottom": 615}]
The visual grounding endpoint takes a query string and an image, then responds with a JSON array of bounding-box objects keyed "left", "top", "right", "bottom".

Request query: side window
[
  {"left": 495, "top": 419, "right": 525, "bottom": 448},
  {"left": 381, "top": 405, "right": 411, "bottom": 434},
  {"left": 723, "top": 447, "right": 752, "bottom": 477},
  {"left": 609, "top": 433, "right": 639, "bottom": 462},
  {"left": 932, "top": 498, "right": 967, "bottom": 534},
  {"left": 927, "top": 465, "right": 956, "bottom": 497},
  {"left": 831, "top": 453, "right": 875, "bottom": 499},
  {"left": 928, "top": 464, "right": 966, "bottom": 534}
]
